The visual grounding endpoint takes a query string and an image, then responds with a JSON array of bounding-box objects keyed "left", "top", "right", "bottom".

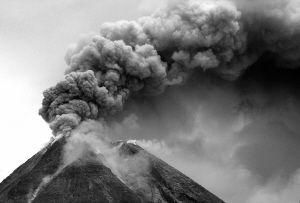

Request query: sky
[{"left": 0, "top": 1, "right": 300, "bottom": 203}]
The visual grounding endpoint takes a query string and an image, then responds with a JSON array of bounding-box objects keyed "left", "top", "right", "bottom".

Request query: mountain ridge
[{"left": 0, "top": 136, "right": 225, "bottom": 203}]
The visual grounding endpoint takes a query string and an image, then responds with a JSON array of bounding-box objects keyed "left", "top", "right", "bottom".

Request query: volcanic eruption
[{"left": 1, "top": 0, "right": 300, "bottom": 202}]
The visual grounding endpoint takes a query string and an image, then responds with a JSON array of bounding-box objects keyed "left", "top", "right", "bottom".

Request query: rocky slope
[{"left": 0, "top": 137, "right": 224, "bottom": 203}]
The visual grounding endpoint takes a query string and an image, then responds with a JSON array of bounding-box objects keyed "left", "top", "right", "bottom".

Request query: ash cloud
[
  {"left": 40, "top": 0, "right": 300, "bottom": 135},
  {"left": 38, "top": 0, "right": 300, "bottom": 202},
  {"left": 40, "top": 0, "right": 246, "bottom": 135}
]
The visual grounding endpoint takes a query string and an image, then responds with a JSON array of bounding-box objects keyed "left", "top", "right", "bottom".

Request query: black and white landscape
[{"left": 0, "top": 0, "right": 300, "bottom": 202}]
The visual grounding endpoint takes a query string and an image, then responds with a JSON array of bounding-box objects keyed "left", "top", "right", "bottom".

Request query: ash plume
[{"left": 39, "top": 0, "right": 300, "bottom": 135}]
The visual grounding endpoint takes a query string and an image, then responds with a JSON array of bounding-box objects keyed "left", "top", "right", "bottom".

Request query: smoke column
[
  {"left": 39, "top": 0, "right": 300, "bottom": 136},
  {"left": 34, "top": 0, "right": 300, "bottom": 202}
]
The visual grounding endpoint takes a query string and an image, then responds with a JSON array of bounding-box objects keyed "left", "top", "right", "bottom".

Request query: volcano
[{"left": 0, "top": 136, "right": 224, "bottom": 203}]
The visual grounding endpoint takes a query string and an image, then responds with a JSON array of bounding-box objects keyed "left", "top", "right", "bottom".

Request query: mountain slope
[{"left": 0, "top": 137, "right": 225, "bottom": 203}]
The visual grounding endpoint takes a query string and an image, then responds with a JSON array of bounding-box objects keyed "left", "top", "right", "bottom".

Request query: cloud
[
  {"left": 34, "top": 0, "right": 300, "bottom": 202},
  {"left": 235, "top": 120, "right": 300, "bottom": 182}
]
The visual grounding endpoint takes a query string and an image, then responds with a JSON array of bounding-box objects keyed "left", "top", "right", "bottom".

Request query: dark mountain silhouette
[{"left": 0, "top": 137, "right": 225, "bottom": 203}]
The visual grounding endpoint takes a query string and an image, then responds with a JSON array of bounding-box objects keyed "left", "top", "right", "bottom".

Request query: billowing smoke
[
  {"left": 39, "top": 0, "right": 239, "bottom": 135},
  {"left": 38, "top": 0, "right": 300, "bottom": 202},
  {"left": 39, "top": 0, "right": 300, "bottom": 136}
]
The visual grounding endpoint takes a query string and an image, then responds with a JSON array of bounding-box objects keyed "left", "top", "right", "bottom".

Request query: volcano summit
[{"left": 0, "top": 135, "right": 224, "bottom": 203}]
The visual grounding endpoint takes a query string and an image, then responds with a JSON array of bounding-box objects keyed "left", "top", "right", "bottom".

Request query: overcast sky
[{"left": 0, "top": 1, "right": 299, "bottom": 203}]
